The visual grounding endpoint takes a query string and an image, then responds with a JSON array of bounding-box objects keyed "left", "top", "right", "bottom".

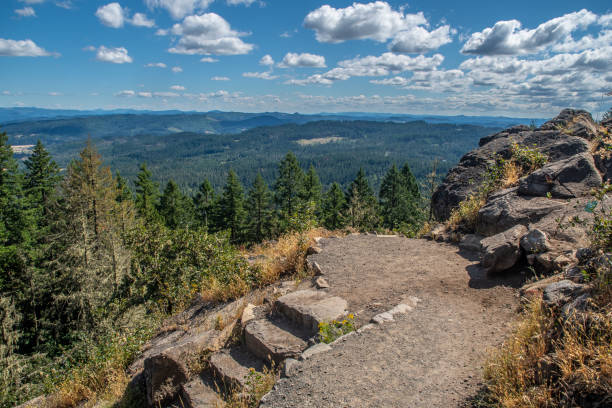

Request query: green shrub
[{"left": 318, "top": 314, "right": 355, "bottom": 344}]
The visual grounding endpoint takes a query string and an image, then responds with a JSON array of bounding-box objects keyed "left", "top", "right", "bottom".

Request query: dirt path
[{"left": 261, "top": 234, "right": 522, "bottom": 407}]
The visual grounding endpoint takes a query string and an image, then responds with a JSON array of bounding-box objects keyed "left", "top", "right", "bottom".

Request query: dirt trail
[{"left": 261, "top": 234, "right": 522, "bottom": 407}]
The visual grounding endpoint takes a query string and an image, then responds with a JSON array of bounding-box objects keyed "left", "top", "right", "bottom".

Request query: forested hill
[{"left": 10, "top": 119, "right": 500, "bottom": 193}]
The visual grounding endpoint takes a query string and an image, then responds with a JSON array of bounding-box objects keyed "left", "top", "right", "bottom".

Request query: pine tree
[
  {"left": 0, "top": 130, "right": 26, "bottom": 247},
  {"left": 274, "top": 152, "right": 305, "bottom": 228},
  {"left": 217, "top": 170, "right": 246, "bottom": 242},
  {"left": 159, "top": 180, "right": 194, "bottom": 229},
  {"left": 401, "top": 163, "right": 421, "bottom": 202},
  {"left": 303, "top": 165, "right": 322, "bottom": 207},
  {"left": 322, "top": 183, "right": 346, "bottom": 230},
  {"left": 23, "top": 140, "right": 60, "bottom": 216},
  {"left": 346, "top": 168, "right": 379, "bottom": 230},
  {"left": 115, "top": 171, "right": 132, "bottom": 203},
  {"left": 134, "top": 163, "right": 160, "bottom": 222},
  {"left": 194, "top": 179, "right": 214, "bottom": 230},
  {"left": 246, "top": 173, "right": 274, "bottom": 242},
  {"left": 379, "top": 164, "right": 409, "bottom": 230}
]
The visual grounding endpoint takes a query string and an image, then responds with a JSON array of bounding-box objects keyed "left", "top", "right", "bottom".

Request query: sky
[{"left": 1, "top": 0, "right": 611, "bottom": 117}]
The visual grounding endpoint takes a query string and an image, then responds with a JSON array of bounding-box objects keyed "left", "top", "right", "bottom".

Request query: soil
[{"left": 261, "top": 234, "right": 523, "bottom": 408}]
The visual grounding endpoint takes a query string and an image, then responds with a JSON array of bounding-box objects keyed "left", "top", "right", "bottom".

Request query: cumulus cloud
[
  {"left": 552, "top": 30, "right": 612, "bottom": 53},
  {"left": 211, "top": 76, "right": 230, "bottom": 80},
  {"left": 390, "top": 25, "right": 453, "bottom": 53},
  {"left": 144, "top": 0, "right": 213, "bottom": 20},
  {"left": 168, "top": 13, "right": 254, "bottom": 55},
  {"left": 15, "top": 7, "right": 36, "bottom": 17},
  {"left": 145, "top": 62, "right": 167, "bottom": 68},
  {"left": 172, "top": 66, "right": 183, "bottom": 72},
  {"left": 260, "top": 54, "right": 274, "bottom": 66},
  {"left": 131, "top": 13, "right": 155, "bottom": 27},
  {"left": 304, "top": 1, "right": 427, "bottom": 43},
  {"left": 461, "top": 9, "right": 599, "bottom": 55},
  {"left": 278, "top": 52, "right": 326, "bottom": 68},
  {"left": 96, "top": 3, "right": 126, "bottom": 28},
  {"left": 0, "top": 38, "right": 53, "bottom": 57},
  {"left": 287, "top": 52, "right": 443, "bottom": 85},
  {"left": 243, "top": 71, "right": 278, "bottom": 80},
  {"left": 170, "top": 85, "right": 185, "bottom": 90},
  {"left": 115, "top": 90, "right": 135, "bottom": 97},
  {"left": 90, "top": 46, "right": 132, "bottom": 64}
]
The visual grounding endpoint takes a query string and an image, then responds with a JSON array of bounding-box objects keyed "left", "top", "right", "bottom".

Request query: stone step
[
  {"left": 209, "top": 347, "right": 265, "bottom": 392},
  {"left": 180, "top": 374, "right": 222, "bottom": 408},
  {"left": 244, "top": 317, "right": 309, "bottom": 363},
  {"left": 275, "top": 290, "right": 348, "bottom": 333}
]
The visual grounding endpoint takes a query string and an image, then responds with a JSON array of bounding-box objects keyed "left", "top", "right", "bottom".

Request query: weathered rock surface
[
  {"left": 542, "top": 280, "right": 587, "bottom": 307},
  {"left": 520, "top": 229, "right": 550, "bottom": 254},
  {"left": 458, "top": 234, "right": 484, "bottom": 253},
  {"left": 244, "top": 318, "right": 309, "bottom": 363},
  {"left": 480, "top": 225, "right": 527, "bottom": 273},
  {"left": 180, "top": 374, "right": 222, "bottom": 408},
  {"left": 209, "top": 348, "right": 264, "bottom": 391},
  {"left": 518, "top": 153, "right": 602, "bottom": 198},
  {"left": 275, "top": 290, "right": 348, "bottom": 333}
]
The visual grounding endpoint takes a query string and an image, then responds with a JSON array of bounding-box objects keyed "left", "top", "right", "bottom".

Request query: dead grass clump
[
  {"left": 447, "top": 193, "right": 487, "bottom": 231},
  {"left": 246, "top": 227, "right": 334, "bottom": 285},
  {"left": 224, "top": 366, "right": 277, "bottom": 408}
]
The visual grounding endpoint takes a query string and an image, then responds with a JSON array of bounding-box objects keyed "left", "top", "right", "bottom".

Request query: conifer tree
[
  {"left": 246, "top": 173, "right": 274, "bottom": 242},
  {"left": 322, "top": 182, "right": 346, "bottom": 230},
  {"left": 159, "top": 180, "right": 194, "bottom": 229},
  {"left": 23, "top": 140, "right": 60, "bottom": 216},
  {"left": 379, "top": 164, "right": 409, "bottom": 230},
  {"left": 274, "top": 152, "right": 305, "bottom": 227},
  {"left": 0, "top": 130, "right": 26, "bottom": 247},
  {"left": 134, "top": 163, "right": 160, "bottom": 222},
  {"left": 115, "top": 171, "right": 132, "bottom": 203},
  {"left": 346, "top": 168, "right": 379, "bottom": 230},
  {"left": 303, "top": 165, "right": 322, "bottom": 206},
  {"left": 401, "top": 163, "right": 421, "bottom": 202},
  {"left": 217, "top": 170, "right": 246, "bottom": 242},
  {"left": 194, "top": 179, "right": 214, "bottom": 230}
]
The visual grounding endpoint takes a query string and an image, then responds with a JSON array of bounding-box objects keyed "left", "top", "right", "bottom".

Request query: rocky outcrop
[{"left": 431, "top": 109, "right": 612, "bottom": 274}]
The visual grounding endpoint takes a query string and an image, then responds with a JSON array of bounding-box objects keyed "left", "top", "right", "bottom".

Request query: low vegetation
[
  {"left": 318, "top": 314, "right": 356, "bottom": 344},
  {"left": 447, "top": 142, "right": 547, "bottom": 231}
]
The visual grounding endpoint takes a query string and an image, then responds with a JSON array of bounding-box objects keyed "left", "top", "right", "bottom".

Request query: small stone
[
  {"left": 307, "top": 246, "right": 322, "bottom": 255},
  {"left": 553, "top": 255, "right": 572, "bottom": 270},
  {"left": 357, "top": 323, "right": 375, "bottom": 333},
  {"left": 575, "top": 247, "right": 593, "bottom": 264},
  {"left": 315, "top": 277, "right": 330, "bottom": 289},
  {"left": 281, "top": 358, "right": 300, "bottom": 378},
  {"left": 309, "top": 260, "right": 324, "bottom": 276},
  {"left": 371, "top": 311, "right": 394, "bottom": 324},
  {"left": 301, "top": 343, "right": 332, "bottom": 360},
  {"left": 520, "top": 229, "right": 551, "bottom": 254}
]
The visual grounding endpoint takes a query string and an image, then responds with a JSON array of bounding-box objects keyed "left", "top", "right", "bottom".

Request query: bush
[{"left": 318, "top": 314, "right": 355, "bottom": 344}]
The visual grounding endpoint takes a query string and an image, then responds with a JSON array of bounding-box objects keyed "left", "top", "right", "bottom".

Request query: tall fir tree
[
  {"left": 159, "top": 180, "right": 194, "bottom": 229},
  {"left": 303, "top": 165, "right": 322, "bottom": 206},
  {"left": 274, "top": 152, "right": 305, "bottom": 228},
  {"left": 346, "top": 168, "right": 379, "bottom": 230},
  {"left": 115, "top": 171, "right": 133, "bottom": 203},
  {"left": 0, "top": 130, "right": 26, "bottom": 247},
  {"left": 246, "top": 173, "right": 274, "bottom": 242},
  {"left": 217, "top": 170, "right": 246, "bottom": 242},
  {"left": 379, "top": 164, "right": 409, "bottom": 230},
  {"left": 401, "top": 163, "right": 421, "bottom": 202},
  {"left": 194, "top": 178, "right": 214, "bottom": 230},
  {"left": 134, "top": 162, "right": 160, "bottom": 222},
  {"left": 322, "top": 183, "right": 347, "bottom": 230},
  {"left": 23, "top": 140, "right": 60, "bottom": 218}
]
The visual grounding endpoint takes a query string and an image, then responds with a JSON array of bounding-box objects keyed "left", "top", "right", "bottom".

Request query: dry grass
[
  {"left": 484, "top": 281, "right": 612, "bottom": 408},
  {"left": 224, "top": 366, "right": 277, "bottom": 408},
  {"left": 447, "top": 192, "right": 487, "bottom": 231},
  {"left": 245, "top": 227, "right": 336, "bottom": 285},
  {"left": 502, "top": 162, "right": 522, "bottom": 188}
]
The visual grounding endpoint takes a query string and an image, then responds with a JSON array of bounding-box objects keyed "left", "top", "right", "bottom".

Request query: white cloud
[
  {"left": 211, "top": 76, "right": 230, "bottom": 80},
  {"left": 131, "top": 13, "right": 155, "bottom": 27},
  {"left": 92, "top": 46, "right": 132, "bottom": 64},
  {"left": 48, "top": 91, "right": 62, "bottom": 96},
  {"left": 96, "top": 3, "right": 126, "bottom": 28},
  {"left": 390, "top": 25, "right": 453, "bottom": 53},
  {"left": 0, "top": 39, "right": 53, "bottom": 57},
  {"left": 200, "top": 56, "right": 219, "bottom": 62},
  {"left": 138, "top": 91, "right": 153, "bottom": 97},
  {"left": 461, "top": 9, "right": 598, "bottom": 55},
  {"left": 144, "top": 0, "right": 213, "bottom": 20},
  {"left": 552, "top": 30, "right": 612, "bottom": 53},
  {"left": 168, "top": 13, "right": 254, "bottom": 55},
  {"left": 227, "top": 0, "right": 257, "bottom": 5},
  {"left": 155, "top": 28, "right": 169, "bottom": 36},
  {"left": 154, "top": 91, "right": 180, "bottom": 97},
  {"left": 15, "top": 7, "right": 36, "bottom": 17},
  {"left": 243, "top": 71, "right": 278, "bottom": 80},
  {"left": 172, "top": 66, "right": 183, "bottom": 72},
  {"left": 304, "top": 1, "right": 427, "bottom": 43},
  {"left": 278, "top": 52, "right": 326, "bottom": 68},
  {"left": 370, "top": 76, "right": 409, "bottom": 86},
  {"left": 145, "top": 62, "right": 167, "bottom": 68},
  {"left": 260, "top": 54, "right": 274, "bottom": 66},
  {"left": 170, "top": 85, "right": 185, "bottom": 90},
  {"left": 115, "top": 90, "right": 135, "bottom": 97},
  {"left": 18, "top": 0, "right": 44, "bottom": 3}
]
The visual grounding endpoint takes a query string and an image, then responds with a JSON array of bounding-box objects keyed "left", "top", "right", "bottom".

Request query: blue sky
[{"left": 1, "top": 0, "right": 610, "bottom": 117}]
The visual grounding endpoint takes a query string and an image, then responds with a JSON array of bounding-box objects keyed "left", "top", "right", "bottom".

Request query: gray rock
[
  {"left": 244, "top": 318, "right": 308, "bottom": 363},
  {"left": 281, "top": 358, "right": 300, "bottom": 378},
  {"left": 542, "top": 280, "right": 587, "bottom": 307},
  {"left": 307, "top": 246, "right": 322, "bottom": 255},
  {"left": 209, "top": 348, "right": 263, "bottom": 391},
  {"left": 458, "top": 234, "right": 484, "bottom": 253},
  {"left": 520, "top": 229, "right": 550, "bottom": 254},
  {"left": 144, "top": 327, "right": 233, "bottom": 406},
  {"left": 315, "top": 276, "right": 330, "bottom": 289},
  {"left": 565, "top": 266, "right": 586, "bottom": 283},
  {"left": 480, "top": 225, "right": 527, "bottom": 273},
  {"left": 561, "top": 294, "right": 590, "bottom": 319},
  {"left": 308, "top": 260, "right": 324, "bottom": 276},
  {"left": 180, "top": 374, "right": 222, "bottom": 408},
  {"left": 518, "top": 153, "right": 602, "bottom": 199},
  {"left": 535, "top": 252, "right": 555, "bottom": 273},
  {"left": 301, "top": 343, "right": 332, "bottom": 360},
  {"left": 477, "top": 188, "right": 565, "bottom": 236},
  {"left": 275, "top": 290, "right": 348, "bottom": 333},
  {"left": 14, "top": 396, "right": 47, "bottom": 408},
  {"left": 575, "top": 247, "right": 594, "bottom": 264}
]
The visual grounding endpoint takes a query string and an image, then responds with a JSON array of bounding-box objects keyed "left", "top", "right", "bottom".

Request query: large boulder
[
  {"left": 542, "top": 280, "right": 588, "bottom": 307},
  {"left": 480, "top": 225, "right": 527, "bottom": 273},
  {"left": 518, "top": 153, "right": 602, "bottom": 198},
  {"left": 520, "top": 229, "right": 551, "bottom": 254}
]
